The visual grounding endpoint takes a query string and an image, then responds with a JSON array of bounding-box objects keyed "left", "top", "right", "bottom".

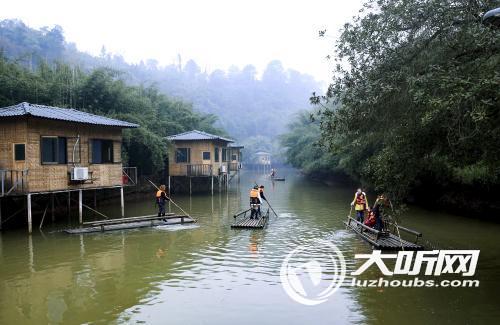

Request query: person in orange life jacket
[
  {"left": 364, "top": 207, "right": 376, "bottom": 228},
  {"left": 156, "top": 185, "right": 170, "bottom": 218},
  {"left": 249, "top": 185, "right": 261, "bottom": 219},
  {"left": 351, "top": 188, "right": 368, "bottom": 223}
]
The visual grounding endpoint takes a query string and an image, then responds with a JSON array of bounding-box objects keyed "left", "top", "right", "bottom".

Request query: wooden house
[
  {"left": 166, "top": 130, "right": 243, "bottom": 193},
  {"left": 0, "top": 102, "right": 139, "bottom": 232},
  {"left": 255, "top": 151, "right": 271, "bottom": 173}
]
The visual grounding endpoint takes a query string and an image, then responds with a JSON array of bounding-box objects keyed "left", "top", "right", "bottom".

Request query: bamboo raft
[
  {"left": 231, "top": 208, "right": 269, "bottom": 229},
  {"left": 64, "top": 213, "right": 195, "bottom": 234},
  {"left": 344, "top": 217, "right": 423, "bottom": 250}
]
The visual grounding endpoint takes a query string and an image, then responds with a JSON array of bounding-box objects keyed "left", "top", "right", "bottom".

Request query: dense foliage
[
  {"left": 0, "top": 20, "right": 320, "bottom": 161},
  {"left": 284, "top": 0, "right": 499, "bottom": 214},
  {"left": 0, "top": 56, "right": 222, "bottom": 175},
  {"left": 280, "top": 111, "right": 340, "bottom": 176}
]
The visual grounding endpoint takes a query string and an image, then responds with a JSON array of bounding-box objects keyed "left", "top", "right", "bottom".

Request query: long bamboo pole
[{"left": 147, "top": 179, "right": 196, "bottom": 222}]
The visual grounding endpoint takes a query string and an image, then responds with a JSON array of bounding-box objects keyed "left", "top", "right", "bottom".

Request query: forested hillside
[
  {"left": 0, "top": 19, "right": 321, "bottom": 161},
  {"left": 282, "top": 0, "right": 499, "bottom": 216},
  {"left": 0, "top": 56, "right": 222, "bottom": 175}
]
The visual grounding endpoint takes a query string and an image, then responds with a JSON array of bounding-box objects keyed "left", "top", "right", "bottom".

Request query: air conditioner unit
[{"left": 71, "top": 167, "right": 89, "bottom": 181}]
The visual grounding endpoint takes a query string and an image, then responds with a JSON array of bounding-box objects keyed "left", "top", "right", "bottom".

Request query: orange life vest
[
  {"left": 156, "top": 190, "right": 165, "bottom": 198},
  {"left": 365, "top": 211, "right": 376, "bottom": 227},
  {"left": 356, "top": 194, "right": 366, "bottom": 205},
  {"left": 250, "top": 188, "right": 259, "bottom": 198}
]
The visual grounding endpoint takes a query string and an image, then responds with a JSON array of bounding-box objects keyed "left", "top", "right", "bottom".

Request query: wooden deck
[
  {"left": 64, "top": 214, "right": 195, "bottom": 234},
  {"left": 231, "top": 208, "right": 269, "bottom": 229},
  {"left": 344, "top": 217, "right": 423, "bottom": 250}
]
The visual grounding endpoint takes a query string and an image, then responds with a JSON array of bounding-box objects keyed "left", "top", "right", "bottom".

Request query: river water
[{"left": 0, "top": 169, "right": 499, "bottom": 324}]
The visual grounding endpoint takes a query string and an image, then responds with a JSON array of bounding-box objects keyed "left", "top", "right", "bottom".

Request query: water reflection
[{"left": 0, "top": 169, "right": 499, "bottom": 324}]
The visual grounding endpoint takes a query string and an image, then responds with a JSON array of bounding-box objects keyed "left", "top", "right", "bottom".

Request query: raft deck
[
  {"left": 65, "top": 213, "right": 195, "bottom": 234},
  {"left": 344, "top": 217, "right": 423, "bottom": 250},
  {"left": 231, "top": 208, "right": 269, "bottom": 229}
]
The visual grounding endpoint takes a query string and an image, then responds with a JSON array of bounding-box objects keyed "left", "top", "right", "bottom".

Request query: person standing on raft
[
  {"left": 249, "top": 185, "right": 261, "bottom": 219},
  {"left": 156, "top": 185, "right": 170, "bottom": 218},
  {"left": 351, "top": 188, "right": 368, "bottom": 223}
]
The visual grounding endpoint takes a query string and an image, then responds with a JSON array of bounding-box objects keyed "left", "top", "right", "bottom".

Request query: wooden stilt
[
  {"left": 189, "top": 177, "right": 192, "bottom": 195},
  {"left": 27, "top": 194, "right": 32, "bottom": 234},
  {"left": 78, "top": 190, "right": 83, "bottom": 224},
  {"left": 211, "top": 176, "right": 214, "bottom": 195},
  {"left": 68, "top": 191, "right": 71, "bottom": 217},
  {"left": 168, "top": 175, "right": 171, "bottom": 212},
  {"left": 51, "top": 193, "right": 55, "bottom": 222},
  {"left": 94, "top": 190, "right": 97, "bottom": 208},
  {"left": 0, "top": 198, "right": 2, "bottom": 230},
  {"left": 120, "top": 187, "right": 125, "bottom": 218}
]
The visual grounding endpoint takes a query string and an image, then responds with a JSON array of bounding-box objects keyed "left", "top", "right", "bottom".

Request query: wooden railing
[
  {"left": 122, "top": 167, "right": 138, "bottom": 186},
  {"left": 346, "top": 217, "right": 381, "bottom": 241},
  {"left": 386, "top": 221, "right": 422, "bottom": 244},
  {"left": 0, "top": 169, "right": 29, "bottom": 196},
  {"left": 187, "top": 164, "right": 213, "bottom": 176}
]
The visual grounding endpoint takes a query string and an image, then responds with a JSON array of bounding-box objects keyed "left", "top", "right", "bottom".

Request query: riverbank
[{"left": 301, "top": 168, "right": 500, "bottom": 220}]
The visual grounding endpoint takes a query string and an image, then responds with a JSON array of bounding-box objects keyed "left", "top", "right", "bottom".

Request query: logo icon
[{"left": 280, "top": 240, "right": 346, "bottom": 305}]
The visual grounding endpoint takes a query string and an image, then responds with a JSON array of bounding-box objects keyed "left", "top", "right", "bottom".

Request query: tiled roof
[
  {"left": 0, "top": 102, "right": 139, "bottom": 128},
  {"left": 228, "top": 143, "right": 244, "bottom": 149},
  {"left": 166, "top": 130, "right": 234, "bottom": 142}
]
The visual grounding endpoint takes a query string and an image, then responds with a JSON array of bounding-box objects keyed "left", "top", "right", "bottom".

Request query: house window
[
  {"left": 231, "top": 154, "right": 237, "bottom": 161},
  {"left": 202, "top": 151, "right": 211, "bottom": 160},
  {"left": 41, "top": 137, "right": 67, "bottom": 164},
  {"left": 175, "top": 148, "right": 191, "bottom": 163},
  {"left": 14, "top": 143, "right": 26, "bottom": 161},
  {"left": 222, "top": 148, "right": 228, "bottom": 162},
  {"left": 214, "top": 147, "right": 219, "bottom": 162},
  {"left": 91, "top": 139, "right": 114, "bottom": 164}
]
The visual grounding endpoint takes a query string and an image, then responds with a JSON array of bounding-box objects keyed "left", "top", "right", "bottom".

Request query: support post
[
  {"left": 78, "top": 190, "right": 83, "bottom": 224},
  {"left": 168, "top": 175, "right": 172, "bottom": 212},
  {"left": 94, "top": 190, "right": 97, "bottom": 208},
  {"left": 211, "top": 176, "right": 214, "bottom": 195},
  {"left": 0, "top": 198, "right": 2, "bottom": 230},
  {"left": 51, "top": 193, "right": 55, "bottom": 222},
  {"left": 120, "top": 186, "right": 125, "bottom": 218},
  {"left": 189, "top": 177, "right": 192, "bottom": 195},
  {"left": 67, "top": 191, "right": 71, "bottom": 217},
  {"left": 27, "top": 194, "right": 32, "bottom": 234}
]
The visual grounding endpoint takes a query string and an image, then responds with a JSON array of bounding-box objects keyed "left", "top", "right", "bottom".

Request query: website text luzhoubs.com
[{"left": 349, "top": 277, "right": 480, "bottom": 288}]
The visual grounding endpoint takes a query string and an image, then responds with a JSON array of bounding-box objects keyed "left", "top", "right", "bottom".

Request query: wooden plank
[
  {"left": 65, "top": 216, "right": 195, "bottom": 234},
  {"left": 344, "top": 220, "right": 423, "bottom": 251},
  {"left": 231, "top": 215, "right": 268, "bottom": 229},
  {"left": 83, "top": 213, "right": 175, "bottom": 226}
]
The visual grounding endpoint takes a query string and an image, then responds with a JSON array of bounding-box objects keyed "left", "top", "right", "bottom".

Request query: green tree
[{"left": 313, "top": 0, "right": 499, "bottom": 213}]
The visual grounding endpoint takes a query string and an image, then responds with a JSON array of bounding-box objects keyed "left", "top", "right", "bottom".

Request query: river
[{"left": 0, "top": 169, "right": 499, "bottom": 324}]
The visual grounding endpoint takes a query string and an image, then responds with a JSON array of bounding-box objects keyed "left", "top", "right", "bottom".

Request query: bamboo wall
[
  {"left": 0, "top": 116, "right": 126, "bottom": 193},
  {"left": 168, "top": 140, "right": 241, "bottom": 176},
  {"left": 0, "top": 117, "right": 28, "bottom": 171}
]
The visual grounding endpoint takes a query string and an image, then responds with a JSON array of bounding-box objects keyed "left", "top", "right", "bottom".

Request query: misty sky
[{"left": 1, "top": 0, "right": 364, "bottom": 83}]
